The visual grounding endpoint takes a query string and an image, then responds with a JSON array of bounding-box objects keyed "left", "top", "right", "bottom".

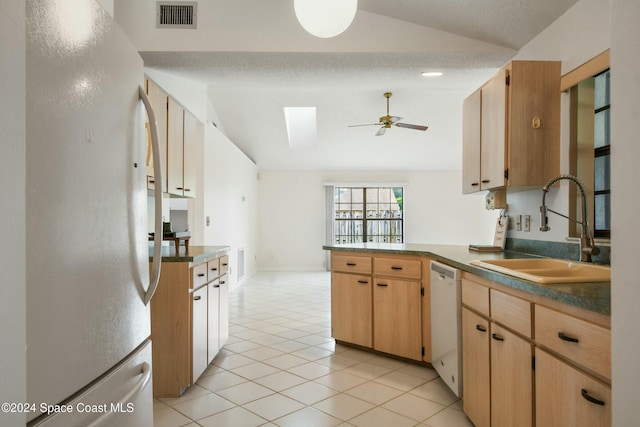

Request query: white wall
[
  {"left": 257, "top": 170, "right": 496, "bottom": 271},
  {"left": 0, "top": 0, "right": 26, "bottom": 424},
  {"left": 502, "top": 0, "right": 610, "bottom": 243},
  {"left": 610, "top": 0, "right": 640, "bottom": 422},
  {"left": 197, "top": 104, "right": 259, "bottom": 291}
]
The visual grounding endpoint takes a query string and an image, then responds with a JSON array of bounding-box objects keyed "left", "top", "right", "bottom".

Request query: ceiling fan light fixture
[
  {"left": 294, "top": 0, "right": 357, "bottom": 38},
  {"left": 421, "top": 71, "right": 443, "bottom": 77}
]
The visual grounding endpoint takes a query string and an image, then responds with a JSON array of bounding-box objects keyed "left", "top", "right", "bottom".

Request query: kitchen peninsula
[
  {"left": 149, "top": 245, "right": 230, "bottom": 397},
  {"left": 324, "top": 242, "right": 611, "bottom": 427}
]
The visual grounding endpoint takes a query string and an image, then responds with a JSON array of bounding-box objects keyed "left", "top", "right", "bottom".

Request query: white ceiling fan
[{"left": 349, "top": 92, "right": 429, "bottom": 136}]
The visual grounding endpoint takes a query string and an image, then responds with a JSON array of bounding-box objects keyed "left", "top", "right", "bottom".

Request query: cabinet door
[
  {"left": 331, "top": 272, "right": 372, "bottom": 347},
  {"left": 535, "top": 348, "right": 611, "bottom": 427},
  {"left": 219, "top": 275, "right": 229, "bottom": 348},
  {"left": 192, "top": 286, "right": 208, "bottom": 382},
  {"left": 462, "top": 307, "right": 490, "bottom": 427},
  {"left": 490, "top": 323, "right": 533, "bottom": 427},
  {"left": 146, "top": 79, "right": 168, "bottom": 192},
  {"left": 167, "top": 98, "right": 184, "bottom": 197},
  {"left": 182, "top": 109, "right": 199, "bottom": 198},
  {"left": 373, "top": 278, "right": 422, "bottom": 360},
  {"left": 207, "top": 280, "right": 220, "bottom": 364},
  {"left": 462, "top": 89, "right": 482, "bottom": 193},
  {"left": 480, "top": 69, "right": 508, "bottom": 190}
]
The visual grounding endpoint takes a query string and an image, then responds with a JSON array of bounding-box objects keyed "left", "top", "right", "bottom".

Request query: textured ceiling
[{"left": 132, "top": 0, "right": 579, "bottom": 171}]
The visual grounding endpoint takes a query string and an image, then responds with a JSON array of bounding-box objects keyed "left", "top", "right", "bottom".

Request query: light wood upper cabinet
[
  {"left": 182, "top": 109, "right": 200, "bottom": 198},
  {"left": 167, "top": 97, "right": 185, "bottom": 197},
  {"left": 148, "top": 78, "right": 200, "bottom": 198},
  {"left": 462, "top": 89, "right": 482, "bottom": 193},
  {"left": 462, "top": 60, "right": 561, "bottom": 192},
  {"left": 145, "top": 79, "right": 168, "bottom": 192}
]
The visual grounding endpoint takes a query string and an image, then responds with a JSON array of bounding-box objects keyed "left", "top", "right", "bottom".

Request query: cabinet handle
[
  {"left": 220, "top": 281, "right": 226, "bottom": 284},
  {"left": 377, "top": 283, "right": 388, "bottom": 287},
  {"left": 476, "top": 324, "right": 487, "bottom": 332},
  {"left": 491, "top": 333, "right": 504, "bottom": 341},
  {"left": 149, "top": 180, "right": 155, "bottom": 184},
  {"left": 222, "top": 263, "right": 228, "bottom": 266},
  {"left": 471, "top": 182, "right": 479, "bottom": 186},
  {"left": 558, "top": 332, "right": 580, "bottom": 343},
  {"left": 176, "top": 187, "right": 184, "bottom": 190},
  {"left": 213, "top": 284, "right": 220, "bottom": 288},
  {"left": 391, "top": 266, "right": 403, "bottom": 270},
  {"left": 357, "top": 280, "right": 368, "bottom": 284},
  {"left": 346, "top": 262, "right": 357, "bottom": 266},
  {"left": 481, "top": 179, "right": 490, "bottom": 183},
  {"left": 193, "top": 295, "right": 201, "bottom": 301},
  {"left": 581, "top": 389, "right": 606, "bottom": 406},
  {"left": 197, "top": 273, "right": 205, "bottom": 277},
  {"left": 211, "top": 267, "right": 218, "bottom": 271},
  {"left": 184, "top": 188, "right": 191, "bottom": 192}
]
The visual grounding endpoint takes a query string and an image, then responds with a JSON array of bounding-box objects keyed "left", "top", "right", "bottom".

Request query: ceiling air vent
[{"left": 156, "top": 2, "right": 197, "bottom": 29}]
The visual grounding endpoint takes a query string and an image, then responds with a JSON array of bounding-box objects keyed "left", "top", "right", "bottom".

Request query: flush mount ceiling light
[
  {"left": 294, "top": 0, "right": 357, "bottom": 38},
  {"left": 422, "top": 71, "right": 444, "bottom": 77}
]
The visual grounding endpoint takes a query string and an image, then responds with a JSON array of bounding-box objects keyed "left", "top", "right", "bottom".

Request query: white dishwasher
[{"left": 430, "top": 260, "right": 462, "bottom": 397}]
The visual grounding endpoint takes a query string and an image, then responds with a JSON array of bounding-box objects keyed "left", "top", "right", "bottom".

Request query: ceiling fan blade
[
  {"left": 395, "top": 122, "right": 429, "bottom": 131},
  {"left": 388, "top": 116, "right": 403, "bottom": 124},
  {"left": 375, "top": 126, "right": 386, "bottom": 136},
  {"left": 348, "top": 123, "right": 382, "bottom": 127}
]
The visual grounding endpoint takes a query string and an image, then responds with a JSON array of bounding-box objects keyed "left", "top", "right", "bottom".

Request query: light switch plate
[
  {"left": 524, "top": 215, "right": 531, "bottom": 232},
  {"left": 516, "top": 215, "right": 522, "bottom": 231}
]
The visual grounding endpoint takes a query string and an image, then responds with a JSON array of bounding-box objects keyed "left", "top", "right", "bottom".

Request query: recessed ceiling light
[{"left": 422, "top": 71, "right": 443, "bottom": 77}]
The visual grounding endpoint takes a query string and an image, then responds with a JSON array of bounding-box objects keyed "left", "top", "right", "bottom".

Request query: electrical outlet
[
  {"left": 516, "top": 215, "right": 522, "bottom": 231},
  {"left": 524, "top": 215, "right": 531, "bottom": 232}
]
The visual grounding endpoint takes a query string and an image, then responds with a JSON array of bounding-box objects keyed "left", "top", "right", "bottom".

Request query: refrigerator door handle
[
  {"left": 139, "top": 85, "right": 163, "bottom": 306},
  {"left": 86, "top": 362, "right": 151, "bottom": 427}
]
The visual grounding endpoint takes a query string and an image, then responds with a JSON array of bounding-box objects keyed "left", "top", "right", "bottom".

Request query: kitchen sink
[{"left": 469, "top": 258, "right": 611, "bottom": 284}]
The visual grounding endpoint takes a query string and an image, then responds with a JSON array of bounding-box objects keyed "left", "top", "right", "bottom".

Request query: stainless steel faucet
[{"left": 540, "top": 174, "right": 600, "bottom": 262}]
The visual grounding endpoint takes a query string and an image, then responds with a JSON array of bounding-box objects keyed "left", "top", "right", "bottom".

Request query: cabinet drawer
[
  {"left": 462, "top": 278, "right": 489, "bottom": 317},
  {"left": 535, "top": 305, "right": 611, "bottom": 379},
  {"left": 491, "top": 290, "right": 532, "bottom": 338},
  {"left": 207, "top": 258, "right": 220, "bottom": 281},
  {"left": 192, "top": 263, "right": 208, "bottom": 289},
  {"left": 374, "top": 257, "right": 421, "bottom": 280},
  {"left": 220, "top": 255, "right": 229, "bottom": 275},
  {"left": 332, "top": 253, "right": 372, "bottom": 275}
]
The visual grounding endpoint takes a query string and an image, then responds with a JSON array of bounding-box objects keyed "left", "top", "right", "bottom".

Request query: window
[
  {"left": 593, "top": 70, "right": 610, "bottom": 238},
  {"left": 568, "top": 62, "right": 611, "bottom": 240},
  {"left": 334, "top": 187, "right": 403, "bottom": 243}
]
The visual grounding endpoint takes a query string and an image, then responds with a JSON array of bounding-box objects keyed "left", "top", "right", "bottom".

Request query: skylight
[{"left": 283, "top": 107, "right": 317, "bottom": 149}]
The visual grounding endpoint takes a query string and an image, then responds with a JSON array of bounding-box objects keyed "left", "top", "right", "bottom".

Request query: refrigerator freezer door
[
  {"left": 26, "top": 0, "right": 150, "bottom": 419},
  {"left": 28, "top": 340, "right": 153, "bottom": 427}
]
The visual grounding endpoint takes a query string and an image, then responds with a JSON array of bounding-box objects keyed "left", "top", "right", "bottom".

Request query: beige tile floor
[{"left": 153, "top": 271, "right": 474, "bottom": 427}]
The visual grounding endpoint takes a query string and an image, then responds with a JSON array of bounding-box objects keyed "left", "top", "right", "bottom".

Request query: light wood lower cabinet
[
  {"left": 331, "top": 271, "right": 372, "bottom": 347},
  {"left": 150, "top": 253, "right": 229, "bottom": 397},
  {"left": 461, "top": 273, "right": 610, "bottom": 427},
  {"left": 462, "top": 307, "right": 490, "bottom": 427},
  {"left": 373, "top": 277, "right": 422, "bottom": 360},
  {"left": 490, "top": 323, "right": 533, "bottom": 427},
  {"left": 535, "top": 348, "right": 611, "bottom": 427}
]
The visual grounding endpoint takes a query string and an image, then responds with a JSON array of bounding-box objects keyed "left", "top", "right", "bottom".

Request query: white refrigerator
[{"left": 25, "top": 1, "right": 161, "bottom": 425}]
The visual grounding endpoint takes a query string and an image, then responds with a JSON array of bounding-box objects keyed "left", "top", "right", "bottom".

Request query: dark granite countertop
[
  {"left": 149, "top": 245, "right": 230, "bottom": 264},
  {"left": 323, "top": 243, "right": 610, "bottom": 316}
]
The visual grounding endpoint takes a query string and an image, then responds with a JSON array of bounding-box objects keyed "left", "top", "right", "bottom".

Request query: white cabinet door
[
  {"left": 192, "top": 286, "right": 208, "bottom": 382},
  {"left": 207, "top": 280, "right": 221, "bottom": 363},
  {"left": 219, "top": 275, "right": 230, "bottom": 348}
]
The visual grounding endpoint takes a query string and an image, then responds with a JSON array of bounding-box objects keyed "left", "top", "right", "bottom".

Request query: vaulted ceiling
[{"left": 116, "top": 0, "right": 579, "bottom": 171}]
